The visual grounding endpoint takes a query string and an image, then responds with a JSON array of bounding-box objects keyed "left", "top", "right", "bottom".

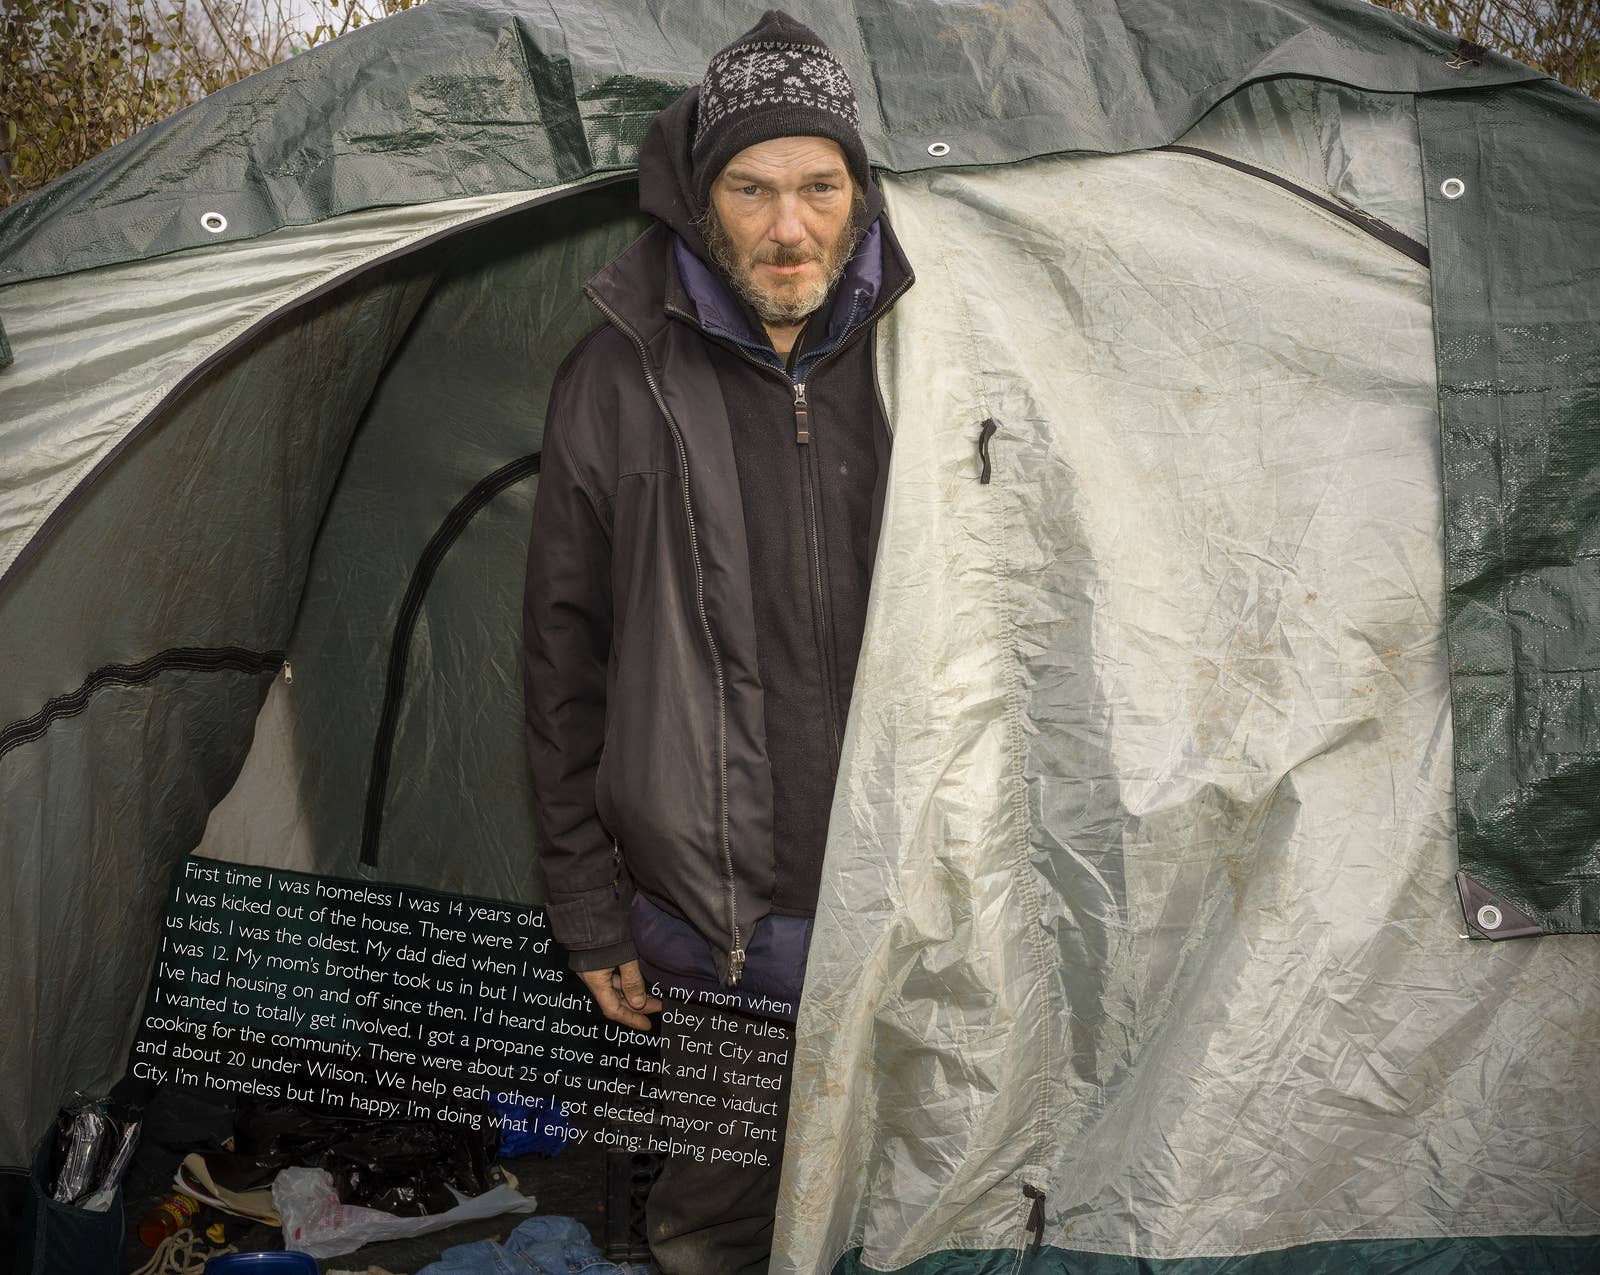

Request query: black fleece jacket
[{"left": 634, "top": 89, "right": 911, "bottom": 923}]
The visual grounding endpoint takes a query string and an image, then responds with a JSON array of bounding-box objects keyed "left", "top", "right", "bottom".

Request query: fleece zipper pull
[
  {"left": 1021, "top": 1183, "right": 1045, "bottom": 1257},
  {"left": 729, "top": 940, "right": 746, "bottom": 985},
  {"left": 793, "top": 381, "right": 810, "bottom": 444}
]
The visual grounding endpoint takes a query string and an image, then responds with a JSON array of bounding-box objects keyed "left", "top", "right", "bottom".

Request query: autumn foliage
[{"left": 1, "top": 0, "right": 420, "bottom": 206}]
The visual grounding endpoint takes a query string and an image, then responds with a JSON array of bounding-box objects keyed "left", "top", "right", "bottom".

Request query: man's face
[{"left": 696, "top": 136, "right": 866, "bottom": 327}]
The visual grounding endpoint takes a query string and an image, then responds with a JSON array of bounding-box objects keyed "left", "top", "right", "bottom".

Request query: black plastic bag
[{"left": 212, "top": 1102, "right": 502, "bottom": 1216}]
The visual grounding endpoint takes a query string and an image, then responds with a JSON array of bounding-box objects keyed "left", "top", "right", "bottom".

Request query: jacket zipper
[
  {"left": 586, "top": 290, "right": 745, "bottom": 985},
  {"left": 670, "top": 272, "right": 910, "bottom": 759},
  {"left": 783, "top": 283, "right": 907, "bottom": 755},
  {"left": 793, "top": 378, "right": 844, "bottom": 758},
  {"left": 784, "top": 327, "right": 845, "bottom": 757},
  {"left": 775, "top": 321, "right": 845, "bottom": 757},
  {"left": 666, "top": 307, "right": 847, "bottom": 748},
  {"left": 792, "top": 379, "right": 810, "bottom": 444}
]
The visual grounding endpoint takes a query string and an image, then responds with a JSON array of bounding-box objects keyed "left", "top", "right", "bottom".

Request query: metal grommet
[
  {"left": 1476, "top": 904, "right": 1502, "bottom": 931},
  {"left": 200, "top": 211, "right": 228, "bottom": 233},
  {"left": 927, "top": 141, "right": 950, "bottom": 157},
  {"left": 1440, "top": 178, "right": 1465, "bottom": 200}
]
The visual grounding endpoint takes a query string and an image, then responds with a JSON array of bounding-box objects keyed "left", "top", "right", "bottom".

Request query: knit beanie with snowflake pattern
[{"left": 690, "top": 9, "right": 870, "bottom": 214}]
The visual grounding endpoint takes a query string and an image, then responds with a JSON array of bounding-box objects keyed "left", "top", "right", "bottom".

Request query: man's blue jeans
[{"left": 628, "top": 892, "right": 812, "bottom": 1274}]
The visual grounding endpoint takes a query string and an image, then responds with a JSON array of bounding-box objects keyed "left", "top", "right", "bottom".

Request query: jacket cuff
[
  {"left": 545, "top": 859, "right": 635, "bottom": 950},
  {"left": 566, "top": 939, "right": 640, "bottom": 974}
]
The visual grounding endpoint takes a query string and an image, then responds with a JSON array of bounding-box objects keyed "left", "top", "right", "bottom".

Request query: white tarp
[{"left": 777, "top": 148, "right": 1600, "bottom": 1269}]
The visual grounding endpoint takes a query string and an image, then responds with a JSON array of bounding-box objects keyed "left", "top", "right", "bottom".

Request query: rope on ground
[{"left": 130, "top": 1227, "right": 236, "bottom": 1275}]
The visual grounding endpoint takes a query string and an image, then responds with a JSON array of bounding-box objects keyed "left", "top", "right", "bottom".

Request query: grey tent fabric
[
  {"left": 0, "top": 0, "right": 1538, "bottom": 286},
  {"left": 1, "top": 1, "right": 1598, "bottom": 1269},
  {"left": 195, "top": 180, "right": 648, "bottom": 890},
  {"left": 0, "top": 178, "right": 636, "bottom": 1159},
  {"left": 1174, "top": 79, "right": 1427, "bottom": 243}
]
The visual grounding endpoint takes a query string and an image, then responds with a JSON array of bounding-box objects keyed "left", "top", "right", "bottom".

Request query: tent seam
[
  {"left": 1151, "top": 149, "right": 1430, "bottom": 271},
  {"left": 0, "top": 176, "right": 624, "bottom": 599},
  {"left": 936, "top": 203, "right": 1061, "bottom": 1256}
]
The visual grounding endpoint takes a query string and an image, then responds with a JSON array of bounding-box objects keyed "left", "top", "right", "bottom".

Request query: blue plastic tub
[{"left": 203, "top": 1253, "right": 320, "bottom": 1274}]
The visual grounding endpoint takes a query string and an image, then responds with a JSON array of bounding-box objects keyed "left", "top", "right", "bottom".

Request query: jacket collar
[
  {"left": 585, "top": 212, "right": 914, "bottom": 368},
  {"left": 668, "top": 220, "right": 884, "bottom": 370}
]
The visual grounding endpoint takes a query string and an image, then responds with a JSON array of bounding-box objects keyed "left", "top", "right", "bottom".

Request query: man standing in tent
[{"left": 522, "top": 8, "right": 914, "bottom": 1270}]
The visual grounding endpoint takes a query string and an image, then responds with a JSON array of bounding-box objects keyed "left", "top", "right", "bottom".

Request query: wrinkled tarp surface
[
  {"left": 1, "top": 1, "right": 1597, "bottom": 1269},
  {"left": 778, "top": 141, "right": 1600, "bottom": 1273},
  {"left": 0, "top": 180, "right": 641, "bottom": 1166},
  {"left": 0, "top": 0, "right": 1537, "bottom": 284}
]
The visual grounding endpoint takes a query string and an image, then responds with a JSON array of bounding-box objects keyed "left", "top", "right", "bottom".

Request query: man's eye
[
  {"left": 739, "top": 185, "right": 761, "bottom": 196},
  {"left": 811, "top": 183, "right": 835, "bottom": 193}
]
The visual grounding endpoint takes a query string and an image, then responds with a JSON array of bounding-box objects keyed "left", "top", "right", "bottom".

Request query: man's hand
[{"left": 576, "top": 960, "right": 663, "bottom": 1031}]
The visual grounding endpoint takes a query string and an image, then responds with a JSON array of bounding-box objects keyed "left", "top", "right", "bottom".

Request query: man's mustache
[{"left": 755, "top": 246, "right": 822, "bottom": 266}]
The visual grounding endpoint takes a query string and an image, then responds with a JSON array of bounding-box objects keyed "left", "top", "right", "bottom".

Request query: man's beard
[{"left": 694, "top": 187, "right": 867, "bottom": 326}]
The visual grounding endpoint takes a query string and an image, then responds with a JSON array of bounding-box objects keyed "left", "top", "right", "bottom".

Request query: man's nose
[{"left": 769, "top": 197, "right": 809, "bottom": 249}]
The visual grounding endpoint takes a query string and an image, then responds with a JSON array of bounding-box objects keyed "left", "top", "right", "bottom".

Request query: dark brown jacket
[{"left": 522, "top": 86, "right": 914, "bottom": 985}]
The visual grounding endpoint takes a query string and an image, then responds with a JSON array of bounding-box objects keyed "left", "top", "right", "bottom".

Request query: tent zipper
[
  {"left": 1156, "top": 144, "right": 1430, "bottom": 268},
  {"left": 586, "top": 288, "right": 744, "bottom": 986},
  {"left": 358, "top": 451, "right": 543, "bottom": 868},
  {"left": 0, "top": 646, "right": 284, "bottom": 761}
]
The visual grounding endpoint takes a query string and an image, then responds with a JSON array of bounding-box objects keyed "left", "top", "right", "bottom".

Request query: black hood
[{"left": 636, "top": 83, "right": 886, "bottom": 303}]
